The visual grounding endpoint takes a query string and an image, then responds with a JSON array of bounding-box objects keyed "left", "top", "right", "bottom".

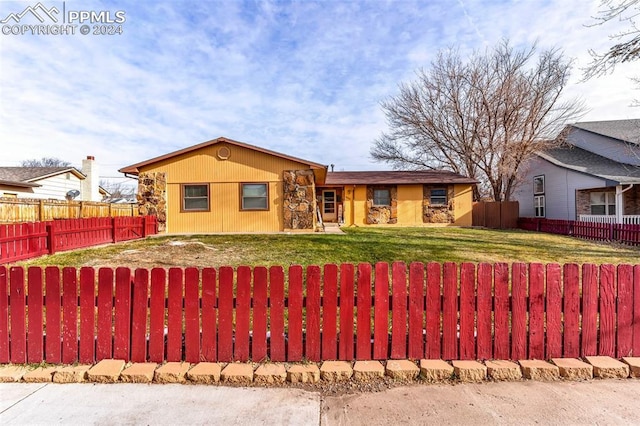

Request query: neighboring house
[
  {"left": 119, "top": 137, "right": 477, "bottom": 233},
  {"left": 0, "top": 156, "right": 106, "bottom": 202},
  {"left": 514, "top": 119, "right": 640, "bottom": 224}
]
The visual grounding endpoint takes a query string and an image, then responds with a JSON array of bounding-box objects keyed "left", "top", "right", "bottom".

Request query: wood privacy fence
[
  {"left": 0, "top": 198, "right": 138, "bottom": 224},
  {"left": 519, "top": 217, "right": 640, "bottom": 246},
  {"left": 1, "top": 261, "right": 638, "bottom": 365},
  {"left": 0, "top": 216, "right": 159, "bottom": 264},
  {"left": 472, "top": 201, "right": 519, "bottom": 229}
]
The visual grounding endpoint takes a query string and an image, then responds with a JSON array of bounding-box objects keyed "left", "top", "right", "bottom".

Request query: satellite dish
[{"left": 66, "top": 189, "right": 80, "bottom": 200}]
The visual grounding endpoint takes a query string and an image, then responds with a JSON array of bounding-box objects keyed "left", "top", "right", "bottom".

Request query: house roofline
[
  {"left": 119, "top": 136, "right": 327, "bottom": 175},
  {"left": 536, "top": 152, "right": 640, "bottom": 185},
  {"left": 24, "top": 167, "right": 85, "bottom": 182},
  {"left": 0, "top": 179, "right": 41, "bottom": 188}
]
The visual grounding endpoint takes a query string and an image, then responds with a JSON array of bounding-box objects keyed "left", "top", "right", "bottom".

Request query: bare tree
[
  {"left": 584, "top": 0, "right": 640, "bottom": 79},
  {"left": 20, "top": 157, "right": 71, "bottom": 167},
  {"left": 100, "top": 179, "right": 135, "bottom": 199},
  {"left": 371, "top": 40, "right": 584, "bottom": 201}
]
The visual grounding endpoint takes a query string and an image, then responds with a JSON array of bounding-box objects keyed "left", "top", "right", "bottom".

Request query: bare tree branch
[
  {"left": 583, "top": 0, "right": 640, "bottom": 80},
  {"left": 371, "top": 39, "right": 584, "bottom": 201},
  {"left": 20, "top": 157, "right": 71, "bottom": 167}
]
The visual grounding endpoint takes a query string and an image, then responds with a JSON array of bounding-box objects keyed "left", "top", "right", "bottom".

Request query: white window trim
[
  {"left": 534, "top": 195, "right": 545, "bottom": 218},
  {"left": 533, "top": 175, "right": 545, "bottom": 195}
]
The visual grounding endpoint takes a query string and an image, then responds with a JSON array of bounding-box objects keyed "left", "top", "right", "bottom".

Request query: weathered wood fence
[
  {"left": 473, "top": 201, "right": 519, "bottom": 229},
  {"left": 0, "top": 197, "right": 137, "bottom": 224},
  {"left": 519, "top": 217, "right": 640, "bottom": 246},
  {"left": 1, "top": 261, "right": 638, "bottom": 364},
  {"left": 0, "top": 216, "right": 159, "bottom": 264}
]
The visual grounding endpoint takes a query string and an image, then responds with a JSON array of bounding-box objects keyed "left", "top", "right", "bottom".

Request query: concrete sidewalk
[
  {"left": 0, "top": 383, "right": 319, "bottom": 425},
  {"left": 2, "top": 380, "right": 640, "bottom": 425}
]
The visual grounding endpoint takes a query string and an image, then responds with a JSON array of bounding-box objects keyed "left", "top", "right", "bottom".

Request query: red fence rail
[
  {"left": 518, "top": 217, "right": 640, "bottom": 246},
  {"left": 0, "top": 216, "right": 158, "bottom": 264},
  {"left": 1, "top": 261, "right": 638, "bottom": 364}
]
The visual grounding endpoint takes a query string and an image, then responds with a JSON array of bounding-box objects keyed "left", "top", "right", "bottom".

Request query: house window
[
  {"left": 373, "top": 189, "right": 391, "bottom": 206},
  {"left": 534, "top": 195, "right": 545, "bottom": 217},
  {"left": 182, "top": 184, "right": 209, "bottom": 211},
  {"left": 590, "top": 192, "right": 615, "bottom": 215},
  {"left": 533, "top": 175, "right": 545, "bottom": 195},
  {"left": 430, "top": 188, "right": 447, "bottom": 206},
  {"left": 241, "top": 183, "right": 268, "bottom": 210}
]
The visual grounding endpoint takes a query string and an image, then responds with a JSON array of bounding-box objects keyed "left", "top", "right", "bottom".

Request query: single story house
[
  {"left": 0, "top": 156, "right": 107, "bottom": 202},
  {"left": 513, "top": 119, "right": 640, "bottom": 224},
  {"left": 119, "top": 137, "right": 477, "bottom": 233}
]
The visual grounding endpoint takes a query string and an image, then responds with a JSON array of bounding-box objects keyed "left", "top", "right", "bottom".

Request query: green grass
[{"left": 15, "top": 227, "right": 640, "bottom": 269}]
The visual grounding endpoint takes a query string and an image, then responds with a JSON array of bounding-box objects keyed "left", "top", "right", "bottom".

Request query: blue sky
[{"left": 1, "top": 0, "right": 638, "bottom": 189}]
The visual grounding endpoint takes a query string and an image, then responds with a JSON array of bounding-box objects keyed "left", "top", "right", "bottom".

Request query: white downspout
[{"left": 616, "top": 184, "right": 635, "bottom": 224}]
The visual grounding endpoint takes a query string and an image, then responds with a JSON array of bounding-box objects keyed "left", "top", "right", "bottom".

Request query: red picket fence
[
  {"left": 0, "top": 216, "right": 158, "bottom": 264},
  {"left": 518, "top": 217, "right": 640, "bottom": 246},
  {"left": 1, "top": 261, "right": 638, "bottom": 364}
]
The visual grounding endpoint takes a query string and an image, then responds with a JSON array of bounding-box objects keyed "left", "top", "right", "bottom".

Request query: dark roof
[
  {"left": 119, "top": 136, "right": 327, "bottom": 175},
  {"left": 572, "top": 119, "right": 640, "bottom": 144},
  {"left": 538, "top": 146, "right": 640, "bottom": 184},
  {"left": 0, "top": 167, "right": 84, "bottom": 185},
  {"left": 324, "top": 170, "right": 478, "bottom": 185}
]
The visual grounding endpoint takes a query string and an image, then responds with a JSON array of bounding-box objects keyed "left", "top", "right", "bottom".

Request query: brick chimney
[{"left": 81, "top": 155, "right": 100, "bottom": 201}]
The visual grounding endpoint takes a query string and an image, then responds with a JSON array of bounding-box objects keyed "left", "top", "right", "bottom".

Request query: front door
[{"left": 322, "top": 190, "right": 337, "bottom": 222}]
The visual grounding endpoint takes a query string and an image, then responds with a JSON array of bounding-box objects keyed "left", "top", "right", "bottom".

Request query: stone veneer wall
[
  {"left": 366, "top": 186, "right": 397, "bottom": 224},
  {"left": 283, "top": 170, "right": 316, "bottom": 230},
  {"left": 423, "top": 185, "right": 455, "bottom": 224},
  {"left": 137, "top": 172, "right": 167, "bottom": 232}
]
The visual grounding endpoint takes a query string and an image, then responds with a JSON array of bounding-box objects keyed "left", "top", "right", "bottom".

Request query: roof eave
[
  {"left": 0, "top": 180, "right": 41, "bottom": 188},
  {"left": 119, "top": 137, "right": 327, "bottom": 175}
]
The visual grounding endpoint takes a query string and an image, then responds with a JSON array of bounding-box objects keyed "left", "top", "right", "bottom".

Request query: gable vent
[{"left": 217, "top": 146, "right": 231, "bottom": 160}]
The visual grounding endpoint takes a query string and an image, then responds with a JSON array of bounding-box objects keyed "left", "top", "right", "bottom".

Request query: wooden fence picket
[
  {"left": 390, "top": 262, "right": 407, "bottom": 359},
  {"left": 184, "top": 267, "right": 201, "bottom": 363},
  {"left": 234, "top": 266, "right": 251, "bottom": 361},
  {"left": 252, "top": 266, "right": 268, "bottom": 362},
  {"left": 79, "top": 267, "right": 95, "bottom": 364},
  {"left": 1, "top": 261, "right": 640, "bottom": 364},
  {"left": 373, "top": 262, "right": 389, "bottom": 360},
  {"left": 306, "top": 265, "right": 322, "bottom": 362},
  {"left": 269, "top": 266, "right": 285, "bottom": 362},
  {"left": 200, "top": 267, "right": 217, "bottom": 362},
  {"left": 287, "top": 265, "right": 304, "bottom": 361},
  {"left": 322, "top": 264, "right": 339, "bottom": 361},
  {"left": 167, "top": 268, "right": 183, "bottom": 362},
  {"left": 27, "top": 266, "right": 44, "bottom": 363},
  {"left": 339, "top": 263, "right": 355, "bottom": 360},
  {"left": 356, "top": 263, "right": 372, "bottom": 360}
]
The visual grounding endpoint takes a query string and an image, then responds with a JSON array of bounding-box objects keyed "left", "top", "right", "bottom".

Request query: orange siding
[
  {"left": 343, "top": 183, "right": 474, "bottom": 227},
  {"left": 141, "top": 143, "right": 311, "bottom": 233}
]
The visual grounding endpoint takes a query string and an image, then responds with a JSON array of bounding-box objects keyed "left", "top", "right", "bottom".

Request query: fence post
[
  {"left": 38, "top": 199, "right": 46, "bottom": 222},
  {"left": 46, "top": 223, "right": 56, "bottom": 255},
  {"left": 609, "top": 223, "right": 615, "bottom": 241},
  {"left": 142, "top": 216, "right": 148, "bottom": 238},
  {"left": 112, "top": 217, "right": 117, "bottom": 243}
]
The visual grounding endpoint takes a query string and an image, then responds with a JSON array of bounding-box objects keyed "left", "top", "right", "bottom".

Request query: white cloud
[{"left": 0, "top": 0, "right": 637, "bottom": 187}]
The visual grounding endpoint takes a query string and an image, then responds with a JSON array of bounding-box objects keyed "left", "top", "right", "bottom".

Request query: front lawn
[{"left": 16, "top": 227, "right": 640, "bottom": 269}]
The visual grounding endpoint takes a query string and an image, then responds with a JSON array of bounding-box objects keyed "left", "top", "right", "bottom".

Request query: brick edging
[{"left": 1, "top": 356, "right": 638, "bottom": 385}]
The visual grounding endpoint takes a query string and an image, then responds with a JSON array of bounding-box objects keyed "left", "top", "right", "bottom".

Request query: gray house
[{"left": 514, "top": 119, "right": 640, "bottom": 224}]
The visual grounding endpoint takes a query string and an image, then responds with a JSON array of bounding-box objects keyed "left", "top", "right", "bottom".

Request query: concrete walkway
[
  {"left": 323, "top": 223, "right": 345, "bottom": 234},
  {"left": 2, "top": 380, "right": 640, "bottom": 425}
]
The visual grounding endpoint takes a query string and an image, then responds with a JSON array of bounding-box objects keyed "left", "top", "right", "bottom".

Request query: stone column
[
  {"left": 283, "top": 170, "right": 316, "bottom": 230},
  {"left": 137, "top": 172, "right": 167, "bottom": 232}
]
